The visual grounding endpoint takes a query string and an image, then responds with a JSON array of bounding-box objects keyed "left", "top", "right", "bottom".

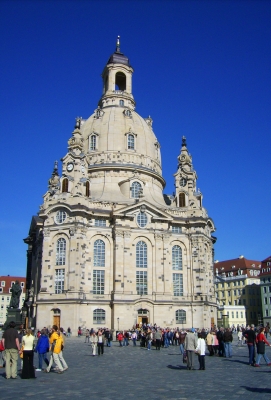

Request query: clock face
[
  {"left": 180, "top": 178, "right": 187, "bottom": 187},
  {"left": 67, "top": 163, "right": 74, "bottom": 172}
]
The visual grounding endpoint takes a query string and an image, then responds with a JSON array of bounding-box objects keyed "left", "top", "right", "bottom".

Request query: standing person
[
  {"left": 90, "top": 331, "right": 98, "bottom": 356},
  {"left": 45, "top": 325, "right": 68, "bottom": 373},
  {"left": 117, "top": 331, "right": 124, "bottom": 346},
  {"left": 123, "top": 331, "right": 129, "bottom": 346},
  {"left": 179, "top": 330, "right": 186, "bottom": 355},
  {"left": 224, "top": 328, "right": 233, "bottom": 358},
  {"left": 146, "top": 328, "right": 153, "bottom": 351},
  {"left": 84, "top": 329, "right": 90, "bottom": 343},
  {"left": 97, "top": 330, "right": 105, "bottom": 355},
  {"left": 244, "top": 325, "right": 256, "bottom": 366},
  {"left": 154, "top": 329, "right": 162, "bottom": 350},
  {"left": 107, "top": 330, "right": 113, "bottom": 347},
  {"left": 2, "top": 321, "right": 20, "bottom": 379},
  {"left": 206, "top": 331, "right": 214, "bottom": 356},
  {"left": 67, "top": 327, "right": 71, "bottom": 337},
  {"left": 34, "top": 329, "right": 49, "bottom": 371},
  {"left": 131, "top": 331, "right": 137, "bottom": 346},
  {"left": 184, "top": 328, "right": 198, "bottom": 370},
  {"left": 237, "top": 330, "right": 243, "bottom": 346},
  {"left": 216, "top": 327, "right": 225, "bottom": 357},
  {"left": 195, "top": 332, "right": 206, "bottom": 370},
  {"left": 254, "top": 327, "right": 271, "bottom": 367},
  {"left": 21, "top": 329, "right": 36, "bottom": 379}
]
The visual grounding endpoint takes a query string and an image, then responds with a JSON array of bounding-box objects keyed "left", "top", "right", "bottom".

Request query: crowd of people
[{"left": 1, "top": 321, "right": 271, "bottom": 378}]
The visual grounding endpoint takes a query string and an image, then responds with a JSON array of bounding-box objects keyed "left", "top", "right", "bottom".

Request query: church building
[{"left": 24, "top": 39, "right": 217, "bottom": 331}]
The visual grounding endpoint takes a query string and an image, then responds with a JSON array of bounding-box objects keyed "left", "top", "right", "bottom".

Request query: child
[{"left": 195, "top": 332, "right": 206, "bottom": 370}]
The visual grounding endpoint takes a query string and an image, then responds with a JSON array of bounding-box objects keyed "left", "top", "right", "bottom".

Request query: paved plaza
[{"left": 1, "top": 335, "right": 271, "bottom": 399}]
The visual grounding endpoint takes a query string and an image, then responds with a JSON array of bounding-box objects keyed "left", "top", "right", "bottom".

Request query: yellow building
[{"left": 214, "top": 256, "right": 262, "bottom": 327}]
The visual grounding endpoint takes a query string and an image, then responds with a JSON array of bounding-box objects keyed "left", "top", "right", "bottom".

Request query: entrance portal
[{"left": 137, "top": 308, "right": 149, "bottom": 327}]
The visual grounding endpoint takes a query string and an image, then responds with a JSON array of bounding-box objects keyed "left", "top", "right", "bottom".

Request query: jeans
[
  {"left": 224, "top": 342, "right": 232, "bottom": 358},
  {"left": 179, "top": 343, "right": 184, "bottom": 354},
  {"left": 5, "top": 349, "right": 18, "bottom": 378},
  {"left": 247, "top": 344, "right": 255, "bottom": 365},
  {"left": 107, "top": 340, "right": 112, "bottom": 347},
  {"left": 124, "top": 338, "right": 129, "bottom": 346},
  {"left": 256, "top": 352, "right": 270, "bottom": 365},
  {"left": 132, "top": 338, "right": 137, "bottom": 346},
  {"left": 164, "top": 337, "right": 169, "bottom": 348},
  {"left": 147, "top": 340, "right": 152, "bottom": 350},
  {"left": 38, "top": 352, "right": 49, "bottom": 369}
]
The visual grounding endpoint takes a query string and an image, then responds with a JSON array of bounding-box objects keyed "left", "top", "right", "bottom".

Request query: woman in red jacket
[
  {"left": 255, "top": 327, "right": 271, "bottom": 367},
  {"left": 117, "top": 331, "right": 124, "bottom": 347}
]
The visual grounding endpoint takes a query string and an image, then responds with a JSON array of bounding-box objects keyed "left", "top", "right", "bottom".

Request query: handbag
[
  {"left": 0, "top": 340, "right": 4, "bottom": 352},
  {"left": 257, "top": 341, "right": 265, "bottom": 355}
]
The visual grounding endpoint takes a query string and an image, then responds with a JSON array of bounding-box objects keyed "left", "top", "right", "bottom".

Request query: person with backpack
[{"left": 34, "top": 329, "right": 49, "bottom": 371}]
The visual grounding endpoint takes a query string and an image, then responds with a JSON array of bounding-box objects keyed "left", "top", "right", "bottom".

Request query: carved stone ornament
[{"left": 43, "top": 228, "right": 51, "bottom": 237}]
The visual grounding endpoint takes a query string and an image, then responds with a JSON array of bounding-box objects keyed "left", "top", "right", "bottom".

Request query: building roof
[
  {"left": 260, "top": 255, "right": 271, "bottom": 277},
  {"left": 214, "top": 257, "right": 261, "bottom": 279},
  {"left": 0, "top": 276, "right": 26, "bottom": 295}
]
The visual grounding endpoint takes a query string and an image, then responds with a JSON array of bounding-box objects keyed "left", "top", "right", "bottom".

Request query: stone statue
[{"left": 9, "top": 280, "right": 22, "bottom": 309}]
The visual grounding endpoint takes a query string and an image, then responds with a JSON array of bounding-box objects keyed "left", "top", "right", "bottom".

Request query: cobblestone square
[{"left": 1, "top": 336, "right": 271, "bottom": 399}]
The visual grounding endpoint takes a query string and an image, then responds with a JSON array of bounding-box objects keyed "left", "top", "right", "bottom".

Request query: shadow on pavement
[{"left": 241, "top": 386, "right": 271, "bottom": 394}]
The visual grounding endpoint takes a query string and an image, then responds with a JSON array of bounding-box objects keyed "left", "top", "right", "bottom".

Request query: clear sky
[{"left": 0, "top": 0, "right": 270, "bottom": 277}]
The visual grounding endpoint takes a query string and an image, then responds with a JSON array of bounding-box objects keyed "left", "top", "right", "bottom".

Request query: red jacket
[{"left": 256, "top": 332, "right": 270, "bottom": 345}]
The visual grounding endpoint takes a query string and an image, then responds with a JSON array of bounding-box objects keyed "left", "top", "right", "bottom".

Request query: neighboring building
[
  {"left": 24, "top": 39, "right": 217, "bottom": 332},
  {"left": 0, "top": 276, "right": 26, "bottom": 326},
  {"left": 214, "top": 256, "right": 262, "bottom": 327},
  {"left": 259, "top": 255, "right": 271, "bottom": 326}
]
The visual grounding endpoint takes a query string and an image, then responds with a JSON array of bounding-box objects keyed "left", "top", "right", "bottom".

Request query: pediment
[{"left": 114, "top": 200, "right": 173, "bottom": 221}]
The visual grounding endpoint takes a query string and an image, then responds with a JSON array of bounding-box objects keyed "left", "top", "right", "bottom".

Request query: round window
[
  {"left": 55, "top": 210, "right": 67, "bottom": 224},
  {"left": 137, "top": 212, "right": 147, "bottom": 228}
]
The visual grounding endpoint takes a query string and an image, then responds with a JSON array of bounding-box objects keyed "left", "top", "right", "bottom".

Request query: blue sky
[{"left": 0, "top": 0, "right": 270, "bottom": 277}]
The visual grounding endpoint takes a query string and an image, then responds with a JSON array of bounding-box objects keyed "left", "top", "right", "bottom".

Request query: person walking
[
  {"left": 184, "top": 328, "right": 198, "bottom": 370},
  {"left": 90, "top": 331, "right": 98, "bottom": 356},
  {"left": 244, "top": 324, "right": 256, "bottom": 366},
  {"left": 21, "top": 329, "right": 36, "bottom": 379},
  {"left": 45, "top": 325, "right": 68, "bottom": 373},
  {"left": 254, "top": 326, "right": 271, "bottom": 367},
  {"left": 154, "top": 329, "right": 162, "bottom": 350},
  {"left": 2, "top": 321, "right": 21, "bottom": 379},
  {"left": 34, "top": 329, "right": 49, "bottom": 371}
]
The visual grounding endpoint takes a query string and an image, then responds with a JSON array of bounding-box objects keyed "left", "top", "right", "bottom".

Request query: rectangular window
[
  {"left": 1, "top": 281, "right": 5, "bottom": 287},
  {"left": 264, "top": 287, "right": 267, "bottom": 293},
  {"left": 232, "top": 312, "right": 234, "bottom": 318},
  {"left": 221, "top": 291, "right": 225, "bottom": 297},
  {"left": 239, "top": 299, "right": 242, "bottom": 305},
  {"left": 234, "top": 290, "right": 237, "bottom": 296},
  {"left": 264, "top": 297, "right": 267, "bottom": 304},
  {"left": 95, "top": 219, "right": 106, "bottom": 227},
  {"left": 221, "top": 283, "right": 224, "bottom": 288},
  {"left": 234, "top": 282, "right": 236, "bottom": 286},
  {"left": 242, "top": 289, "right": 245, "bottom": 295},
  {"left": 243, "top": 299, "right": 246, "bottom": 306},
  {"left": 55, "top": 269, "right": 65, "bottom": 294},
  {"left": 269, "top": 297, "right": 271, "bottom": 304},
  {"left": 236, "top": 312, "right": 238, "bottom": 318},
  {"left": 269, "top": 286, "right": 271, "bottom": 292},
  {"left": 227, "top": 283, "right": 230, "bottom": 287},
  {"left": 238, "top": 289, "right": 241, "bottom": 295},
  {"left": 0, "top": 288, "right": 3, "bottom": 293},
  {"left": 250, "top": 311, "right": 253, "bottom": 318},
  {"left": 21, "top": 282, "right": 24, "bottom": 287},
  {"left": 234, "top": 300, "right": 237, "bottom": 305},
  {"left": 172, "top": 226, "right": 182, "bottom": 234},
  {"left": 228, "top": 291, "right": 231, "bottom": 296},
  {"left": 93, "top": 270, "right": 105, "bottom": 295},
  {"left": 136, "top": 271, "right": 147, "bottom": 295},
  {"left": 266, "top": 310, "right": 269, "bottom": 317},
  {"left": 241, "top": 312, "right": 243, "bottom": 318},
  {"left": 173, "top": 273, "right": 183, "bottom": 296}
]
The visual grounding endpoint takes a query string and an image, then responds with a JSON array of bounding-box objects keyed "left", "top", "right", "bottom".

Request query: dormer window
[
  {"left": 89, "top": 134, "right": 97, "bottom": 151},
  {"left": 62, "top": 178, "right": 69, "bottom": 193},
  {"left": 127, "top": 134, "right": 135, "bottom": 150},
  {"left": 119, "top": 100, "right": 124, "bottom": 106},
  {"left": 131, "top": 181, "right": 142, "bottom": 199}
]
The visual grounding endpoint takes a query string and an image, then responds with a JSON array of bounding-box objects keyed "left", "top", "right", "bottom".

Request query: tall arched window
[
  {"left": 89, "top": 135, "right": 96, "bottom": 151},
  {"left": 172, "top": 245, "right": 182, "bottom": 270},
  {"left": 62, "top": 178, "right": 68, "bottom": 193},
  {"left": 131, "top": 182, "right": 142, "bottom": 199},
  {"left": 176, "top": 309, "right": 186, "bottom": 323},
  {"left": 115, "top": 72, "right": 126, "bottom": 91},
  {"left": 94, "top": 239, "right": 105, "bottom": 267},
  {"left": 136, "top": 241, "right": 147, "bottom": 268},
  {"left": 179, "top": 193, "right": 185, "bottom": 207},
  {"left": 56, "top": 238, "right": 66, "bottom": 265},
  {"left": 127, "top": 134, "right": 135, "bottom": 150},
  {"left": 86, "top": 181, "right": 90, "bottom": 197}
]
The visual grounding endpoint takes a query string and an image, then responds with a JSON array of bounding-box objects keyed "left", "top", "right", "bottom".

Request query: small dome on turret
[{"left": 107, "top": 36, "right": 131, "bottom": 67}]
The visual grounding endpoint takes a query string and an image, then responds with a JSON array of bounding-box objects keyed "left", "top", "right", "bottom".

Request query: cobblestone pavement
[{"left": 1, "top": 335, "right": 271, "bottom": 399}]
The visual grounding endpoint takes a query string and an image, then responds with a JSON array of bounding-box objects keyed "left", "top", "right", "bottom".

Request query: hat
[{"left": 191, "top": 328, "right": 195, "bottom": 333}]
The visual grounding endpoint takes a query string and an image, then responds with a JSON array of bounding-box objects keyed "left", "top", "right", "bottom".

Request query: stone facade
[{"left": 24, "top": 40, "right": 217, "bottom": 332}]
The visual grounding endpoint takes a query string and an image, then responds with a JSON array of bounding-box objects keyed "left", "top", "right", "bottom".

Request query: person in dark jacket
[
  {"left": 244, "top": 324, "right": 256, "bottom": 366},
  {"left": 216, "top": 328, "right": 225, "bottom": 357},
  {"left": 35, "top": 329, "right": 49, "bottom": 371},
  {"left": 223, "top": 328, "right": 233, "bottom": 358}
]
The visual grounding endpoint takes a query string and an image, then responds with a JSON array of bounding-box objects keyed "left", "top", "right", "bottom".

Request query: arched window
[
  {"left": 179, "top": 193, "right": 185, "bottom": 207},
  {"left": 176, "top": 309, "right": 186, "bottom": 323},
  {"left": 56, "top": 238, "right": 66, "bottom": 265},
  {"left": 93, "top": 309, "right": 105, "bottom": 324},
  {"left": 136, "top": 241, "right": 147, "bottom": 268},
  {"left": 86, "top": 181, "right": 90, "bottom": 197},
  {"left": 62, "top": 178, "right": 68, "bottom": 193},
  {"left": 172, "top": 245, "right": 182, "bottom": 270},
  {"left": 89, "top": 135, "right": 96, "bottom": 151},
  {"left": 115, "top": 72, "right": 126, "bottom": 91},
  {"left": 127, "top": 134, "right": 135, "bottom": 149},
  {"left": 94, "top": 239, "right": 105, "bottom": 267},
  {"left": 131, "top": 181, "right": 142, "bottom": 199},
  {"left": 137, "top": 212, "right": 147, "bottom": 228}
]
